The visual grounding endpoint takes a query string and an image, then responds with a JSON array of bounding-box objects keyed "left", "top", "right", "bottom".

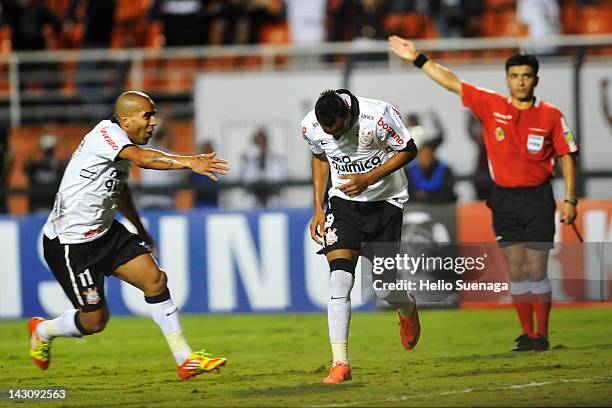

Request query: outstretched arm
[
  {"left": 388, "top": 35, "right": 463, "bottom": 96},
  {"left": 119, "top": 146, "right": 229, "bottom": 181}
]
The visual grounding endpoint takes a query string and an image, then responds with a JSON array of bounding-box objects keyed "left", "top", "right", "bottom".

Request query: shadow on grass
[
  {"left": 235, "top": 382, "right": 364, "bottom": 398},
  {"left": 420, "top": 342, "right": 612, "bottom": 365}
]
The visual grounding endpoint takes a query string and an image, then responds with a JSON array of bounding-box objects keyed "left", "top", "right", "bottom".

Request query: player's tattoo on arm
[
  {"left": 138, "top": 149, "right": 189, "bottom": 170},
  {"left": 151, "top": 156, "right": 176, "bottom": 168}
]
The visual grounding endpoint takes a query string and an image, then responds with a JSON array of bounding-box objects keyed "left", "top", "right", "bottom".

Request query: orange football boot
[
  {"left": 28, "top": 317, "right": 51, "bottom": 370},
  {"left": 322, "top": 362, "right": 352, "bottom": 384},
  {"left": 177, "top": 350, "right": 226, "bottom": 380}
]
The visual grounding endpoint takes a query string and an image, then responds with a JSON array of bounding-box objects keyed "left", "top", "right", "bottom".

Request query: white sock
[
  {"left": 531, "top": 278, "right": 552, "bottom": 294},
  {"left": 148, "top": 298, "right": 192, "bottom": 364},
  {"left": 328, "top": 269, "right": 354, "bottom": 365},
  {"left": 375, "top": 282, "right": 416, "bottom": 317},
  {"left": 37, "top": 309, "right": 82, "bottom": 341},
  {"left": 388, "top": 292, "right": 416, "bottom": 317},
  {"left": 510, "top": 280, "right": 532, "bottom": 295},
  {"left": 331, "top": 343, "right": 348, "bottom": 366}
]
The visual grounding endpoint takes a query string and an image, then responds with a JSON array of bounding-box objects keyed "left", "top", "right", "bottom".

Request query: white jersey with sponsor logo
[
  {"left": 301, "top": 96, "right": 412, "bottom": 207},
  {"left": 43, "top": 119, "right": 134, "bottom": 244}
]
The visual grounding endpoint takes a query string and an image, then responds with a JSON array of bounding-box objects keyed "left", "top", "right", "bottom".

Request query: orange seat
[
  {"left": 0, "top": 25, "right": 11, "bottom": 53},
  {"left": 112, "top": 0, "right": 150, "bottom": 48},
  {"left": 481, "top": 8, "right": 526, "bottom": 38},
  {"left": 579, "top": 5, "right": 612, "bottom": 34},
  {"left": 560, "top": 0, "right": 579, "bottom": 34},
  {"left": 383, "top": 13, "right": 431, "bottom": 39}
]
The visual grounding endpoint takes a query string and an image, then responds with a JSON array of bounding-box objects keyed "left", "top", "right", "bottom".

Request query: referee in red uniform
[{"left": 389, "top": 36, "right": 578, "bottom": 351}]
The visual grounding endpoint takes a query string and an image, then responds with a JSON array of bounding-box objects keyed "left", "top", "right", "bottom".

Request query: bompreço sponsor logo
[
  {"left": 101, "top": 128, "right": 119, "bottom": 151},
  {"left": 330, "top": 155, "right": 383, "bottom": 173},
  {"left": 377, "top": 118, "right": 404, "bottom": 145}
]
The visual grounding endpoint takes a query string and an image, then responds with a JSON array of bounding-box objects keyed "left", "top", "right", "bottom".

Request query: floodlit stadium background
[{"left": 0, "top": 0, "right": 610, "bottom": 318}]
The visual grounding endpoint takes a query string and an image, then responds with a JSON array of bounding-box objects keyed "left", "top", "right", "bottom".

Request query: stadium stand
[{"left": 0, "top": 0, "right": 611, "bottom": 214}]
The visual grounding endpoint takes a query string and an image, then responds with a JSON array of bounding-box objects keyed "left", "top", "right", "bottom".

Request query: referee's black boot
[
  {"left": 533, "top": 335, "right": 550, "bottom": 351},
  {"left": 511, "top": 334, "right": 535, "bottom": 352}
]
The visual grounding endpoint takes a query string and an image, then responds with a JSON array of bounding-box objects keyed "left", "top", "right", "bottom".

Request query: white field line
[{"left": 308, "top": 376, "right": 611, "bottom": 407}]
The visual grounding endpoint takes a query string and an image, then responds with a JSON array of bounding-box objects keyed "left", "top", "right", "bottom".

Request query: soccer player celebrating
[
  {"left": 389, "top": 36, "right": 578, "bottom": 351},
  {"left": 29, "top": 91, "right": 229, "bottom": 379},
  {"left": 302, "top": 89, "right": 421, "bottom": 384}
]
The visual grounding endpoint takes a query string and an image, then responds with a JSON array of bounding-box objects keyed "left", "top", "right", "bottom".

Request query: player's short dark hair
[
  {"left": 315, "top": 90, "right": 349, "bottom": 127},
  {"left": 505, "top": 54, "right": 539, "bottom": 75}
]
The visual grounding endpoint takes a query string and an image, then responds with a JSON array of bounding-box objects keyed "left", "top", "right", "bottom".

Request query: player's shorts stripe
[{"left": 64, "top": 245, "right": 84, "bottom": 306}]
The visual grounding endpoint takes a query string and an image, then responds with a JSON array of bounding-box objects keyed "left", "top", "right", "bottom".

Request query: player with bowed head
[{"left": 302, "top": 89, "right": 421, "bottom": 384}]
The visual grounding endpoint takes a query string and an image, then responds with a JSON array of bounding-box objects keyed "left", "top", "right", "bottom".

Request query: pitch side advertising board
[{"left": 0, "top": 201, "right": 610, "bottom": 319}]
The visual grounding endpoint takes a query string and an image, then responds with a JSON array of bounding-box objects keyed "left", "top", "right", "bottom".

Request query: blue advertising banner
[{"left": 0, "top": 209, "right": 374, "bottom": 318}]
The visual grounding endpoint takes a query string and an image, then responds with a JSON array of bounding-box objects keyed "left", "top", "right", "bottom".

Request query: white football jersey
[
  {"left": 301, "top": 95, "right": 412, "bottom": 207},
  {"left": 43, "top": 119, "right": 134, "bottom": 244}
]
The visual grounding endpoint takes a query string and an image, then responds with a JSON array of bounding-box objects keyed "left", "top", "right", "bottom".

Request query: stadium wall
[
  {"left": 0, "top": 201, "right": 610, "bottom": 319},
  {"left": 195, "top": 60, "right": 612, "bottom": 205}
]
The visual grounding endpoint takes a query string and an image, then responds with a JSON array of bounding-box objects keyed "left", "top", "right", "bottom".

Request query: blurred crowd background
[{"left": 0, "top": 0, "right": 611, "bottom": 214}]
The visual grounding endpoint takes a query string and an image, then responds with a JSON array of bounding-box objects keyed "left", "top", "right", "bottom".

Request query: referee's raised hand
[{"left": 388, "top": 36, "right": 419, "bottom": 62}]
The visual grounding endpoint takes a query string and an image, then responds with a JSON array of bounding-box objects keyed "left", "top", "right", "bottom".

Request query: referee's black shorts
[
  {"left": 486, "top": 182, "right": 556, "bottom": 250},
  {"left": 43, "top": 220, "right": 150, "bottom": 312}
]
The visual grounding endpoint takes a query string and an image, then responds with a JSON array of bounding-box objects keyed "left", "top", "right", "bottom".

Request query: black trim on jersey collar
[
  {"left": 114, "top": 143, "right": 135, "bottom": 162},
  {"left": 400, "top": 139, "right": 417, "bottom": 153},
  {"left": 110, "top": 115, "right": 119, "bottom": 124}
]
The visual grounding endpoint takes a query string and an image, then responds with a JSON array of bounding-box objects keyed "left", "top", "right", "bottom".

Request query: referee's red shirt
[{"left": 461, "top": 81, "right": 578, "bottom": 188}]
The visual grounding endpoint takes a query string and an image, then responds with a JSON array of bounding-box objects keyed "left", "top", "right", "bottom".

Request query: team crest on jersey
[
  {"left": 527, "top": 134, "right": 544, "bottom": 154},
  {"left": 324, "top": 214, "right": 334, "bottom": 229},
  {"left": 494, "top": 127, "right": 506, "bottom": 141},
  {"left": 358, "top": 129, "right": 374, "bottom": 148},
  {"left": 83, "top": 287, "right": 101, "bottom": 305},
  {"left": 325, "top": 228, "right": 338, "bottom": 246}
]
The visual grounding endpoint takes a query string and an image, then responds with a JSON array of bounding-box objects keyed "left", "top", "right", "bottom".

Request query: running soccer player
[
  {"left": 29, "top": 91, "right": 229, "bottom": 380},
  {"left": 389, "top": 36, "right": 578, "bottom": 351},
  {"left": 302, "top": 89, "right": 420, "bottom": 384}
]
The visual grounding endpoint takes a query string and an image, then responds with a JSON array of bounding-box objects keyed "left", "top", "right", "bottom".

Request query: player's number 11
[{"left": 78, "top": 269, "right": 94, "bottom": 287}]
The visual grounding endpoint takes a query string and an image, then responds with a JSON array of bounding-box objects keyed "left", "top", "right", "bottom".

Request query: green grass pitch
[{"left": 1, "top": 307, "right": 611, "bottom": 407}]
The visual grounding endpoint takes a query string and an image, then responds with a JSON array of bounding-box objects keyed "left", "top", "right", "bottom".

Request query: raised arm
[
  {"left": 388, "top": 35, "right": 463, "bottom": 96},
  {"left": 119, "top": 146, "right": 228, "bottom": 181}
]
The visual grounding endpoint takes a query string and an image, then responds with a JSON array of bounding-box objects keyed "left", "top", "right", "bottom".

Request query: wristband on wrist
[
  {"left": 413, "top": 53, "right": 429, "bottom": 68},
  {"left": 564, "top": 198, "right": 578, "bottom": 206}
]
